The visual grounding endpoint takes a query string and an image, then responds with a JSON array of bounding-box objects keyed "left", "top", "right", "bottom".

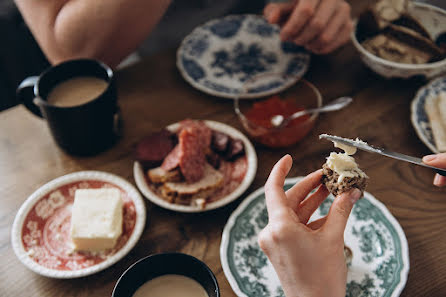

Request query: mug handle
[{"left": 16, "top": 76, "right": 43, "bottom": 118}]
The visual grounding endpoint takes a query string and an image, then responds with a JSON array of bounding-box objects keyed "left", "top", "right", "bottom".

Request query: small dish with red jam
[{"left": 234, "top": 74, "right": 322, "bottom": 148}]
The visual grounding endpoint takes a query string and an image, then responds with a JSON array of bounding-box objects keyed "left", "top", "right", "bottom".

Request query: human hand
[
  {"left": 263, "top": 0, "right": 353, "bottom": 54},
  {"left": 422, "top": 154, "right": 446, "bottom": 187},
  {"left": 258, "top": 155, "right": 361, "bottom": 297}
]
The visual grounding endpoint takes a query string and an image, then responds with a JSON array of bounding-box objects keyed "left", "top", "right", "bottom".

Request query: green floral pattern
[
  {"left": 222, "top": 178, "right": 408, "bottom": 297},
  {"left": 319, "top": 195, "right": 334, "bottom": 216},
  {"left": 346, "top": 275, "right": 379, "bottom": 297},
  {"left": 352, "top": 225, "right": 387, "bottom": 263}
]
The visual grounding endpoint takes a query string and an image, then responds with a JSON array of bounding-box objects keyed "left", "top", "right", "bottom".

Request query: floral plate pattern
[
  {"left": 11, "top": 171, "right": 146, "bottom": 278},
  {"left": 177, "top": 14, "right": 310, "bottom": 99},
  {"left": 220, "top": 177, "right": 409, "bottom": 297},
  {"left": 411, "top": 75, "right": 446, "bottom": 153}
]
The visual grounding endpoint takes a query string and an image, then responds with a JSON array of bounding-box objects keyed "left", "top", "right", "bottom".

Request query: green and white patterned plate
[{"left": 220, "top": 177, "right": 409, "bottom": 297}]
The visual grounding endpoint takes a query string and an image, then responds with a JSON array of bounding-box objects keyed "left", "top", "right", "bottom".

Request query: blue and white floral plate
[
  {"left": 177, "top": 14, "right": 311, "bottom": 99},
  {"left": 220, "top": 177, "right": 409, "bottom": 297},
  {"left": 411, "top": 76, "right": 446, "bottom": 153}
]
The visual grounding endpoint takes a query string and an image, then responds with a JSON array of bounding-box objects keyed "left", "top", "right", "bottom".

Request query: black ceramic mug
[
  {"left": 16, "top": 59, "right": 120, "bottom": 156},
  {"left": 112, "top": 253, "right": 220, "bottom": 297}
]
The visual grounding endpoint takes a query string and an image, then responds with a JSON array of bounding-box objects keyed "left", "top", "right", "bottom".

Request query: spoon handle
[{"left": 289, "top": 96, "right": 353, "bottom": 121}]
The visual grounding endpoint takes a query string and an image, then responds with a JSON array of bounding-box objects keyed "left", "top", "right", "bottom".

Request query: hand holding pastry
[{"left": 258, "top": 155, "right": 361, "bottom": 297}]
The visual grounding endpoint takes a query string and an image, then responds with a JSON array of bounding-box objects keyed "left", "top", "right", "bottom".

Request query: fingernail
[
  {"left": 285, "top": 154, "right": 293, "bottom": 167},
  {"left": 349, "top": 188, "right": 362, "bottom": 204},
  {"left": 423, "top": 155, "right": 437, "bottom": 162},
  {"left": 434, "top": 173, "right": 442, "bottom": 186}
]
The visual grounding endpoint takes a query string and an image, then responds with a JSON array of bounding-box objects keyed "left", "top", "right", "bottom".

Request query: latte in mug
[
  {"left": 47, "top": 76, "right": 108, "bottom": 107},
  {"left": 132, "top": 274, "right": 209, "bottom": 297}
]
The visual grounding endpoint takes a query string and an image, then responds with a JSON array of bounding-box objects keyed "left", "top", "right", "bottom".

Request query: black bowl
[{"left": 112, "top": 253, "right": 220, "bottom": 297}]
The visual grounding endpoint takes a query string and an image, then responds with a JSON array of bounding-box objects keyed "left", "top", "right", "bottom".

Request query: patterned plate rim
[
  {"left": 410, "top": 76, "right": 446, "bottom": 154},
  {"left": 133, "top": 120, "right": 257, "bottom": 213},
  {"left": 11, "top": 171, "right": 147, "bottom": 279},
  {"left": 220, "top": 177, "right": 410, "bottom": 297},
  {"left": 176, "top": 14, "right": 310, "bottom": 99}
]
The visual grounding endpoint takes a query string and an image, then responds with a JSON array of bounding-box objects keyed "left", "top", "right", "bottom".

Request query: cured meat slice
[
  {"left": 179, "top": 126, "right": 206, "bottom": 183},
  {"left": 161, "top": 144, "right": 181, "bottom": 171},
  {"left": 135, "top": 129, "right": 176, "bottom": 168},
  {"left": 211, "top": 131, "right": 229, "bottom": 153},
  {"left": 226, "top": 139, "right": 245, "bottom": 160},
  {"left": 180, "top": 119, "right": 212, "bottom": 150},
  {"left": 161, "top": 120, "right": 215, "bottom": 183}
]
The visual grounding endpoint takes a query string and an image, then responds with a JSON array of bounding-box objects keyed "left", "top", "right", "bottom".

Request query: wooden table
[{"left": 2, "top": 6, "right": 446, "bottom": 297}]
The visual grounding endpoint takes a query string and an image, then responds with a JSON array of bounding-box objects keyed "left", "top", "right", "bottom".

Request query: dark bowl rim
[{"left": 112, "top": 252, "right": 220, "bottom": 297}]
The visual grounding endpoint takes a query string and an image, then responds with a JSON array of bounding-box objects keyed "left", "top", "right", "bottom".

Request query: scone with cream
[{"left": 321, "top": 138, "right": 368, "bottom": 196}]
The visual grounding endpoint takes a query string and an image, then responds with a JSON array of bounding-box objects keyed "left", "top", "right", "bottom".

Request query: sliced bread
[{"left": 161, "top": 163, "right": 224, "bottom": 204}]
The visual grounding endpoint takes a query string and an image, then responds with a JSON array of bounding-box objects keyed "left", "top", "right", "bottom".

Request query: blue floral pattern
[
  {"left": 246, "top": 17, "right": 279, "bottom": 37},
  {"left": 181, "top": 31, "right": 210, "bottom": 58},
  {"left": 207, "top": 17, "right": 242, "bottom": 38},
  {"left": 177, "top": 14, "right": 310, "bottom": 98},
  {"left": 211, "top": 42, "right": 277, "bottom": 82},
  {"left": 411, "top": 76, "right": 446, "bottom": 153},
  {"left": 181, "top": 57, "right": 205, "bottom": 81}
]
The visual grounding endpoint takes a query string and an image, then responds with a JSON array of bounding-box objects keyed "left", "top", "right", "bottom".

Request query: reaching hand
[
  {"left": 263, "top": 0, "right": 353, "bottom": 54},
  {"left": 423, "top": 154, "right": 446, "bottom": 187},
  {"left": 258, "top": 155, "right": 361, "bottom": 297}
]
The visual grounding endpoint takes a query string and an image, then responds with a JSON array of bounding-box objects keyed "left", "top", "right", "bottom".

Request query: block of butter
[{"left": 70, "top": 188, "right": 123, "bottom": 252}]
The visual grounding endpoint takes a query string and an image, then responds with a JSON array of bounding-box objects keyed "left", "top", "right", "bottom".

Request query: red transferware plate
[{"left": 11, "top": 171, "right": 146, "bottom": 278}]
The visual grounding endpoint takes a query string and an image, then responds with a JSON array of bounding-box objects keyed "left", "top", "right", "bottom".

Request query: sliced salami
[
  {"left": 161, "top": 145, "right": 181, "bottom": 171},
  {"left": 180, "top": 119, "right": 212, "bottom": 150},
  {"left": 211, "top": 131, "right": 229, "bottom": 153},
  {"left": 135, "top": 129, "right": 176, "bottom": 168},
  {"left": 178, "top": 126, "right": 206, "bottom": 183}
]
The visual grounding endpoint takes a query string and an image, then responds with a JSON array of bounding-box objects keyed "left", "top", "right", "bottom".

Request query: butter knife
[{"left": 319, "top": 134, "right": 446, "bottom": 176}]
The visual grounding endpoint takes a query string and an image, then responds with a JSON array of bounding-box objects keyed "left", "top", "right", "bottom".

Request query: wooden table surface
[{"left": 2, "top": 5, "right": 446, "bottom": 297}]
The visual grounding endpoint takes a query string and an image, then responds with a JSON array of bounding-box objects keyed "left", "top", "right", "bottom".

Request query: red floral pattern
[{"left": 21, "top": 180, "right": 136, "bottom": 271}]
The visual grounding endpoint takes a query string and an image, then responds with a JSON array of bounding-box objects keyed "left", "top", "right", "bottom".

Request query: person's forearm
[{"left": 15, "top": 0, "right": 171, "bottom": 67}]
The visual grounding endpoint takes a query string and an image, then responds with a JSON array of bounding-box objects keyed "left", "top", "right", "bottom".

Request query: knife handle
[{"left": 435, "top": 169, "right": 446, "bottom": 176}]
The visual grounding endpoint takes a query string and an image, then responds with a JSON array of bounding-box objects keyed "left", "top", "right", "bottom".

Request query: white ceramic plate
[
  {"left": 177, "top": 14, "right": 310, "bottom": 99},
  {"left": 221, "top": 177, "right": 409, "bottom": 297},
  {"left": 134, "top": 120, "right": 257, "bottom": 213},
  {"left": 11, "top": 171, "right": 146, "bottom": 278},
  {"left": 411, "top": 75, "right": 446, "bottom": 153}
]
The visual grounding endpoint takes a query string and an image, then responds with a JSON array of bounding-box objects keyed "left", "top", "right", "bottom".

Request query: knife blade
[{"left": 319, "top": 134, "right": 446, "bottom": 176}]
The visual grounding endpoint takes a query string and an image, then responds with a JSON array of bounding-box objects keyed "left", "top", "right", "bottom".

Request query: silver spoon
[{"left": 270, "top": 96, "right": 353, "bottom": 128}]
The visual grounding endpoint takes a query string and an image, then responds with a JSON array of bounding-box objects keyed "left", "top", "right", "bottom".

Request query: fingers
[
  {"left": 264, "top": 2, "right": 295, "bottom": 25},
  {"left": 285, "top": 170, "right": 324, "bottom": 209},
  {"left": 422, "top": 153, "right": 446, "bottom": 167},
  {"left": 422, "top": 154, "right": 446, "bottom": 187},
  {"left": 305, "top": 1, "right": 350, "bottom": 53},
  {"left": 325, "top": 188, "right": 361, "bottom": 237},
  {"left": 292, "top": 0, "right": 338, "bottom": 46},
  {"left": 433, "top": 173, "right": 446, "bottom": 187},
  {"left": 306, "top": 5, "right": 352, "bottom": 53},
  {"left": 297, "top": 185, "right": 330, "bottom": 224},
  {"left": 315, "top": 18, "right": 353, "bottom": 54},
  {"left": 281, "top": 0, "right": 319, "bottom": 41},
  {"left": 307, "top": 216, "right": 327, "bottom": 230},
  {"left": 265, "top": 155, "right": 293, "bottom": 218}
]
